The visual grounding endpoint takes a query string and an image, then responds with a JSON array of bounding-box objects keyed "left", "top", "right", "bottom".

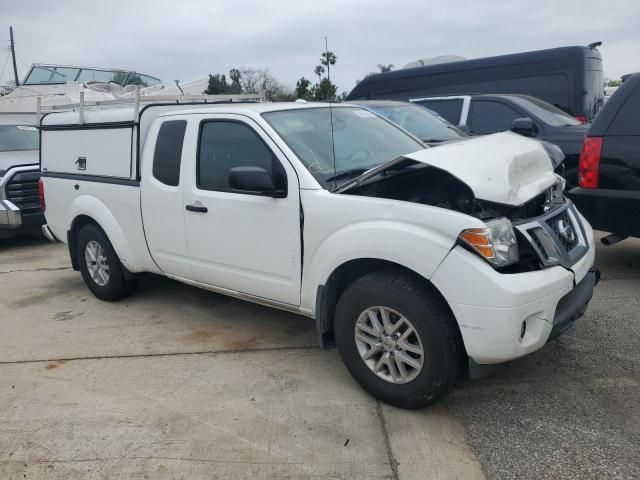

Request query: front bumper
[
  {"left": 0, "top": 199, "right": 22, "bottom": 228},
  {"left": 548, "top": 267, "right": 599, "bottom": 340},
  {"left": 0, "top": 165, "right": 44, "bottom": 237},
  {"left": 431, "top": 211, "right": 597, "bottom": 365},
  {"left": 0, "top": 200, "right": 45, "bottom": 238}
]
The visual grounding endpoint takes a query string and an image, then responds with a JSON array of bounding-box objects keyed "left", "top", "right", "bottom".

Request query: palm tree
[{"left": 321, "top": 51, "right": 337, "bottom": 80}]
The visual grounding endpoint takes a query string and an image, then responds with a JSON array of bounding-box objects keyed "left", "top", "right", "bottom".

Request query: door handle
[{"left": 186, "top": 204, "right": 208, "bottom": 213}]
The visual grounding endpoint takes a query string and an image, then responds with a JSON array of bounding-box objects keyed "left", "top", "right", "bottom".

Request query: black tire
[
  {"left": 76, "top": 223, "right": 137, "bottom": 301},
  {"left": 334, "top": 270, "right": 464, "bottom": 409}
]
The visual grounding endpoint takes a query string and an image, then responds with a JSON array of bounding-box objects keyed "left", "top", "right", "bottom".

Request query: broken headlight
[{"left": 459, "top": 217, "right": 519, "bottom": 268}]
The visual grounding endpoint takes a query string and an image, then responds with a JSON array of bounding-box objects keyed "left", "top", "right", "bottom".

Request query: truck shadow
[
  {"left": 128, "top": 273, "right": 317, "bottom": 352},
  {"left": 0, "top": 233, "right": 48, "bottom": 251}
]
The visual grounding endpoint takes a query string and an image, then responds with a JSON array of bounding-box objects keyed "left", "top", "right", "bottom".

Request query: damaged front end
[
  {"left": 468, "top": 183, "right": 591, "bottom": 274},
  {"left": 337, "top": 132, "right": 590, "bottom": 274}
]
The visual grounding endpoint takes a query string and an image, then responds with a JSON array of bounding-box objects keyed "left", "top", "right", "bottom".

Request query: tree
[
  {"left": 236, "top": 67, "right": 293, "bottom": 101},
  {"left": 205, "top": 74, "right": 230, "bottom": 94},
  {"left": 306, "top": 50, "right": 338, "bottom": 100},
  {"left": 321, "top": 51, "right": 337, "bottom": 80},
  {"left": 295, "top": 77, "right": 312, "bottom": 100},
  {"left": 228, "top": 68, "right": 242, "bottom": 94},
  {"left": 377, "top": 64, "right": 393, "bottom": 73},
  {"left": 314, "top": 78, "right": 337, "bottom": 101}
]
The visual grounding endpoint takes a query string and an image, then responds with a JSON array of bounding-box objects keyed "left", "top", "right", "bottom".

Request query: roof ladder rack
[{"left": 36, "top": 90, "right": 264, "bottom": 126}]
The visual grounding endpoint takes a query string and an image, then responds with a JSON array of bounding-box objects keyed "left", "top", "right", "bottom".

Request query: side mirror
[
  {"left": 511, "top": 117, "right": 537, "bottom": 137},
  {"left": 228, "top": 166, "right": 286, "bottom": 197}
]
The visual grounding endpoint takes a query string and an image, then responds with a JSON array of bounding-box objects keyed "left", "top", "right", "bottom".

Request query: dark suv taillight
[
  {"left": 38, "top": 178, "right": 46, "bottom": 211},
  {"left": 578, "top": 136, "right": 603, "bottom": 189}
]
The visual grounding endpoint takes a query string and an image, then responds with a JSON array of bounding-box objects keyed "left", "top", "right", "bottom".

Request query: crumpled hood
[
  {"left": 402, "top": 131, "right": 558, "bottom": 205},
  {"left": 0, "top": 149, "right": 39, "bottom": 173}
]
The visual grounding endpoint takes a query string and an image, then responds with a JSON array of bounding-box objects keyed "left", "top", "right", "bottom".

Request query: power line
[
  {"left": 16, "top": 52, "right": 30, "bottom": 68},
  {"left": 0, "top": 53, "right": 11, "bottom": 83}
]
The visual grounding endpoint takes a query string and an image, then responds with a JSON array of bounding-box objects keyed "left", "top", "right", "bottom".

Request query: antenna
[
  {"left": 325, "top": 36, "right": 338, "bottom": 188},
  {"left": 9, "top": 26, "right": 20, "bottom": 86}
]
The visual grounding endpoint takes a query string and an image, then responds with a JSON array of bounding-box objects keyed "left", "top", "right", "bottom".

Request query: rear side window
[
  {"left": 152, "top": 120, "right": 187, "bottom": 186},
  {"left": 197, "top": 121, "right": 285, "bottom": 192},
  {"left": 496, "top": 74, "right": 570, "bottom": 113},
  {"left": 607, "top": 84, "right": 640, "bottom": 135},
  {"left": 414, "top": 99, "right": 463, "bottom": 124},
  {"left": 468, "top": 100, "right": 521, "bottom": 134}
]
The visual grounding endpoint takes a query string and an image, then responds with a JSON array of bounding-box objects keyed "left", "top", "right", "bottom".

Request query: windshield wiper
[
  {"left": 325, "top": 168, "right": 369, "bottom": 182},
  {"left": 331, "top": 156, "right": 415, "bottom": 193}
]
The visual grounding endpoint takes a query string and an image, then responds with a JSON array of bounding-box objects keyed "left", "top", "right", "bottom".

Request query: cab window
[{"left": 152, "top": 120, "right": 187, "bottom": 187}]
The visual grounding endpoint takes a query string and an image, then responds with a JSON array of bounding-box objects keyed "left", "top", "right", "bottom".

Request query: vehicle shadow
[
  {"left": 127, "top": 272, "right": 318, "bottom": 351},
  {"left": 593, "top": 231, "right": 640, "bottom": 279},
  {"left": 0, "top": 233, "right": 47, "bottom": 250}
]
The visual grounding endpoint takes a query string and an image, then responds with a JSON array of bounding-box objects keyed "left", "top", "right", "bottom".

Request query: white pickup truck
[
  {"left": 0, "top": 122, "right": 42, "bottom": 238},
  {"left": 39, "top": 101, "right": 598, "bottom": 409}
]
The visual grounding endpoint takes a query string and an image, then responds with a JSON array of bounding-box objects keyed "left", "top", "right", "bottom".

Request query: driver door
[{"left": 183, "top": 115, "right": 302, "bottom": 306}]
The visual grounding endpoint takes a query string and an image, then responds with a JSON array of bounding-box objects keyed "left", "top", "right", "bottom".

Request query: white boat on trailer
[{"left": 0, "top": 63, "right": 262, "bottom": 238}]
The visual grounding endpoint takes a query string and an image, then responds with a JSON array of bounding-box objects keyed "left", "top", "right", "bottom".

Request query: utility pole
[
  {"left": 9, "top": 26, "right": 20, "bottom": 86},
  {"left": 324, "top": 36, "right": 330, "bottom": 82}
]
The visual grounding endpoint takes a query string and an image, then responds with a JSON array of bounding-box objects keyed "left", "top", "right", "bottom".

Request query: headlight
[{"left": 459, "top": 217, "right": 519, "bottom": 268}]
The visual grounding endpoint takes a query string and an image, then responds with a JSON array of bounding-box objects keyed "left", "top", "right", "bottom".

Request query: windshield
[
  {"left": 510, "top": 96, "right": 582, "bottom": 127},
  {"left": 23, "top": 66, "right": 161, "bottom": 87},
  {"left": 0, "top": 125, "right": 39, "bottom": 152},
  {"left": 263, "top": 107, "right": 423, "bottom": 187},
  {"left": 368, "top": 104, "right": 466, "bottom": 142}
]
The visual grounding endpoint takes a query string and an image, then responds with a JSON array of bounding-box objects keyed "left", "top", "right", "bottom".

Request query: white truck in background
[
  {"left": 39, "top": 101, "right": 598, "bottom": 409},
  {"left": 0, "top": 122, "right": 42, "bottom": 238}
]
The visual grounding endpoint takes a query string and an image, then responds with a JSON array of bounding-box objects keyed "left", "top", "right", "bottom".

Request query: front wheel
[
  {"left": 334, "top": 270, "right": 464, "bottom": 409},
  {"left": 76, "top": 224, "right": 136, "bottom": 301}
]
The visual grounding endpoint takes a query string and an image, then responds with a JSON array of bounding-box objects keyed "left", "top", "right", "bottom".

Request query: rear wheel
[
  {"left": 76, "top": 224, "right": 136, "bottom": 301},
  {"left": 334, "top": 270, "right": 464, "bottom": 409}
]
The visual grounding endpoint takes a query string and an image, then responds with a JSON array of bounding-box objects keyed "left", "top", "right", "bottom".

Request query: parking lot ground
[
  {"left": 0, "top": 236, "right": 483, "bottom": 480},
  {"left": 448, "top": 234, "right": 640, "bottom": 480},
  {"left": 0, "top": 234, "right": 638, "bottom": 480}
]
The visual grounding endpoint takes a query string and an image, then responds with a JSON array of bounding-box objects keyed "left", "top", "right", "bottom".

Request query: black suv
[
  {"left": 569, "top": 72, "right": 640, "bottom": 243},
  {"left": 414, "top": 94, "right": 589, "bottom": 186}
]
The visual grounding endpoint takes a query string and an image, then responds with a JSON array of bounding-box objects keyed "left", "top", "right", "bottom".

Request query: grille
[
  {"left": 546, "top": 209, "right": 579, "bottom": 252},
  {"left": 529, "top": 230, "right": 548, "bottom": 260},
  {"left": 6, "top": 170, "right": 41, "bottom": 213}
]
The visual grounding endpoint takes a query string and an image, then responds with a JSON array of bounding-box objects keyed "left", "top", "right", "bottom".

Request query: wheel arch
[
  {"left": 314, "top": 258, "right": 461, "bottom": 351},
  {"left": 68, "top": 214, "right": 99, "bottom": 270},
  {"left": 66, "top": 195, "right": 139, "bottom": 272}
]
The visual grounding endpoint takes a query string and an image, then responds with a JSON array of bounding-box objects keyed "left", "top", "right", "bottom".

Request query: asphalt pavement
[{"left": 0, "top": 233, "right": 638, "bottom": 479}]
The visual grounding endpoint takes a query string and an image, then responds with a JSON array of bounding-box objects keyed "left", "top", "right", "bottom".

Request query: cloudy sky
[{"left": 1, "top": 0, "right": 638, "bottom": 93}]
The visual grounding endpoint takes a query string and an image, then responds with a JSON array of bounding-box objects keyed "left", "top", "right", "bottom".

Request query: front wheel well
[{"left": 314, "top": 258, "right": 460, "bottom": 350}]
